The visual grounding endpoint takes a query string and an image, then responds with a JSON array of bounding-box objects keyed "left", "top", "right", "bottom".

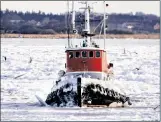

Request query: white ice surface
[{"left": 1, "top": 38, "right": 160, "bottom": 121}]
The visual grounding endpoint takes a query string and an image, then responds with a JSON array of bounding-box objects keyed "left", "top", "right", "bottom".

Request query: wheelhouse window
[
  {"left": 96, "top": 51, "right": 101, "bottom": 57},
  {"left": 69, "top": 52, "right": 74, "bottom": 58},
  {"left": 76, "top": 51, "right": 80, "bottom": 58},
  {"left": 89, "top": 51, "right": 93, "bottom": 57},
  {"left": 82, "top": 51, "right": 87, "bottom": 58}
]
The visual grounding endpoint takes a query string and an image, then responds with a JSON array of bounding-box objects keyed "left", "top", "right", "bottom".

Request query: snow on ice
[{"left": 1, "top": 38, "right": 160, "bottom": 121}]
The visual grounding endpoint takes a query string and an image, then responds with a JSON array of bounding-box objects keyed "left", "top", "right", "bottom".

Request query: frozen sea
[{"left": 1, "top": 38, "right": 160, "bottom": 121}]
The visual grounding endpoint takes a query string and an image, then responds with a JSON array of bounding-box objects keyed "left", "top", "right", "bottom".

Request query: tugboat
[{"left": 45, "top": 1, "right": 132, "bottom": 107}]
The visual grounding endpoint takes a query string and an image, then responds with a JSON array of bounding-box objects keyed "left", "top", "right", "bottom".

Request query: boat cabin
[{"left": 65, "top": 47, "right": 111, "bottom": 80}]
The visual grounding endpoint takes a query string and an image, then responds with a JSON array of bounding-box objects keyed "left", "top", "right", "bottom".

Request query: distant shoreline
[{"left": 1, "top": 33, "right": 160, "bottom": 39}]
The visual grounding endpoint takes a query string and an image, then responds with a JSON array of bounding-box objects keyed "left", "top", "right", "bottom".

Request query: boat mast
[
  {"left": 84, "top": 1, "right": 90, "bottom": 47},
  {"left": 67, "top": 1, "right": 70, "bottom": 48},
  {"left": 80, "top": 1, "right": 91, "bottom": 47},
  {"left": 72, "top": 1, "right": 76, "bottom": 33},
  {"left": 103, "top": 1, "right": 106, "bottom": 49}
]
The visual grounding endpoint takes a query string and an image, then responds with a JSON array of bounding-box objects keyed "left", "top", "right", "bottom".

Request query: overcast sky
[{"left": 1, "top": 1, "right": 160, "bottom": 16}]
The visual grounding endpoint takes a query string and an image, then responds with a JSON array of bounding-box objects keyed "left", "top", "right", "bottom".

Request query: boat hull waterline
[{"left": 45, "top": 77, "right": 132, "bottom": 107}]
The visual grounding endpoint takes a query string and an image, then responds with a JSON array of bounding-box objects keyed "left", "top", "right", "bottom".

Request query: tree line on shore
[{"left": 0, "top": 9, "right": 160, "bottom": 34}]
